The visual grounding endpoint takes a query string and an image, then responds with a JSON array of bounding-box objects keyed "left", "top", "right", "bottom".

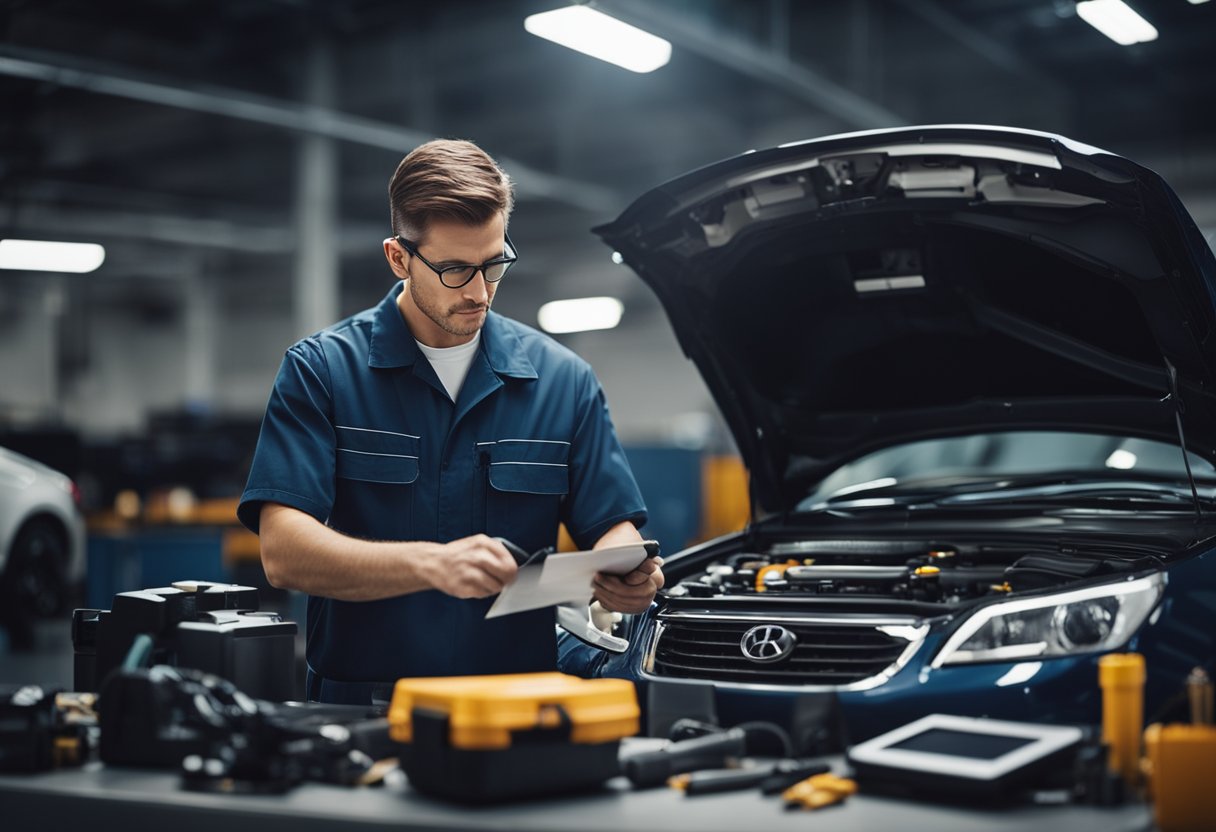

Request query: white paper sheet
[
  {"left": 484, "top": 542, "right": 650, "bottom": 619},
  {"left": 536, "top": 542, "right": 649, "bottom": 588},
  {"left": 483, "top": 562, "right": 577, "bottom": 619}
]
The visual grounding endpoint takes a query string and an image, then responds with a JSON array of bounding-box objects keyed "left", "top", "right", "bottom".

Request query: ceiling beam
[
  {"left": 891, "top": 0, "right": 1065, "bottom": 93},
  {"left": 596, "top": 0, "right": 907, "bottom": 130},
  {"left": 0, "top": 198, "right": 385, "bottom": 256},
  {"left": 0, "top": 44, "right": 618, "bottom": 213}
]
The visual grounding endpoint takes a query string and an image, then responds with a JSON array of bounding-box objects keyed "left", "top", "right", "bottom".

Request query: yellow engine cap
[{"left": 754, "top": 560, "right": 800, "bottom": 592}]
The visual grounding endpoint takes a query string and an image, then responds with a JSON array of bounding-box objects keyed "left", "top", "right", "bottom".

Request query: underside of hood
[{"left": 594, "top": 126, "right": 1216, "bottom": 514}]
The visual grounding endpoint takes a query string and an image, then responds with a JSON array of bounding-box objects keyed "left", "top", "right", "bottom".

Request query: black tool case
[{"left": 388, "top": 672, "right": 639, "bottom": 803}]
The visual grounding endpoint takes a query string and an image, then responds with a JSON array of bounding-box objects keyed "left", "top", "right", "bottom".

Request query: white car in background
[{"left": 0, "top": 446, "right": 85, "bottom": 645}]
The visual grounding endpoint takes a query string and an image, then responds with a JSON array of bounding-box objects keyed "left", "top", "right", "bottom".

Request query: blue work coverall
[{"left": 238, "top": 283, "right": 647, "bottom": 704}]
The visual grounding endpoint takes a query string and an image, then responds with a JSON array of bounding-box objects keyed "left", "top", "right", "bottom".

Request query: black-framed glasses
[{"left": 396, "top": 231, "right": 518, "bottom": 289}]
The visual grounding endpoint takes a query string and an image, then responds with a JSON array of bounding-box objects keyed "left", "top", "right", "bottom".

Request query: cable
[
  {"left": 120, "top": 633, "right": 154, "bottom": 671},
  {"left": 734, "top": 720, "right": 793, "bottom": 758}
]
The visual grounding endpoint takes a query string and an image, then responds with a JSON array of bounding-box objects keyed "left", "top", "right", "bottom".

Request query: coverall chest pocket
[
  {"left": 480, "top": 440, "right": 569, "bottom": 547},
  {"left": 335, "top": 429, "right": 420, "bottom": 530}
]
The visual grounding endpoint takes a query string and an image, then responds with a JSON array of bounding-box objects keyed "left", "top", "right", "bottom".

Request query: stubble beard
[{"left": 409, "top": 276, "right": 489, "bottom": 338}]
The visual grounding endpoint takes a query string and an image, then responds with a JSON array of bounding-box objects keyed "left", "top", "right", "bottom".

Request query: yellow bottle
[{"left": 1099, "top": 652, "right": 1145, "bottom": 788}]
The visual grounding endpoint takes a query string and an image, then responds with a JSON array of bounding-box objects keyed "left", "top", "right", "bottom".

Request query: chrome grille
[{"left": 649, "top": 614, "right": 921, "bottom": 687}]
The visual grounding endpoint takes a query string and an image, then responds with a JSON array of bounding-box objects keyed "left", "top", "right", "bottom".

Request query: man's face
[{"left": 390, "top": 214, "right": 505, "bottom": 348}]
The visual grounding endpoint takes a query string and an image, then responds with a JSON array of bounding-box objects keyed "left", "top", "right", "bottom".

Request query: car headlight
[{"left": 931, "top": 573, "right": 1164, "bottom": 667}]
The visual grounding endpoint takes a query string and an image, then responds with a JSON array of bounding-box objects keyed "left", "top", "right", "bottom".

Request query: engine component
[
  {"left": 0, "top": 686, "right": 95, "bottom": 772},
  {"left": 666, "top": 541, "right": 1146, "bottom": 606},
  {"left": 72, "top": 581, "right": 296, "bottom": 701},
  {"left": 99, "top": 660, "right": 387, "bottom": 792}
]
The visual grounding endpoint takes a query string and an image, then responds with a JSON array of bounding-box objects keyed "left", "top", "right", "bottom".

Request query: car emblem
[{"left": 739, "top": 624, "right": 797, "bottom": 663}]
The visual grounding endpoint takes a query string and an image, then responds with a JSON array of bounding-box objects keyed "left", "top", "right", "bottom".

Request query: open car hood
[{"left": 593, "top": 125, "right": 1216, "bottom": 515}]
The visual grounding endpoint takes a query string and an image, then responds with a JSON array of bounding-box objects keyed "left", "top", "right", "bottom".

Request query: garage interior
[{"left": 1, "top": 1, "right": 1214, "bottom": 829}]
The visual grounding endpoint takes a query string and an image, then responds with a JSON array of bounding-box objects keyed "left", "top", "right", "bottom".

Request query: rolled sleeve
[
  {"left": 561, "top": 370, "right": 647, "bottom": 550},
  {"left": 238, "top": 341, "right": 337, "bottom": 534}
]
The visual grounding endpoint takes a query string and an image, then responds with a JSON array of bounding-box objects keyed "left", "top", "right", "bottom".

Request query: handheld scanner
[{"left": 496, "top": 538, "right": 550, "bottom": 568}]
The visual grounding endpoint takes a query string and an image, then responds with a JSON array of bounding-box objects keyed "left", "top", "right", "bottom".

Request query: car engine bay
[
  {"left": 662, "top": 539, "right": 1160, "bottom": 607},
  {"left": 645, "top": 536, "right": 1169, "bottom": 687}
]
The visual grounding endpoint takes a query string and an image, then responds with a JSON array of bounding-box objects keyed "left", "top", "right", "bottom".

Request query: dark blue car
[{"left": 559, "top": 125, "right": 1216, "bottom": 745}]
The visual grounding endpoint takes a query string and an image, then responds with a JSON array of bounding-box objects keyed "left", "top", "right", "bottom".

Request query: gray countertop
[{"left": 0, "top": 758, "right": 1156, "bottom": 832}]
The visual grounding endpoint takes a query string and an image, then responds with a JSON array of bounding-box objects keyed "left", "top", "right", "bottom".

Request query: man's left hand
[{"left": 593, "top": 557, "right": 665, "bottom": 615}]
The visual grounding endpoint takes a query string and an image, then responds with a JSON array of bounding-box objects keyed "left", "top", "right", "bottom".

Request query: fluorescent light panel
[
  {"left": 524, "top": 6, "right": 672, "bottom": 73},
  {"left": 538, "top": 296, "right": 624, "bottom": 334},
  {"left": 0, "top": 239, "right": 105, "bottom": 273},
  {"left": 1076, "top": 0, "right": 1158, "bottom": 45}
]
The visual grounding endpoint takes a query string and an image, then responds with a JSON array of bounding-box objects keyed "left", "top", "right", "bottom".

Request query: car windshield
[{"left": 801, "top": 431, "right": 1216, "bottom": 507}]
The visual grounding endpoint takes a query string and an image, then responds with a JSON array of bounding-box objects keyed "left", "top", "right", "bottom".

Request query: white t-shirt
[{"left": 415, "top": 332, "right": 481, "bottom": 402}]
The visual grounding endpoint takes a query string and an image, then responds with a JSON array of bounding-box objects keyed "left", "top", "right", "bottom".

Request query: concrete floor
[{"left": 0, "top": 617, "right": 77, "bottom": 690}]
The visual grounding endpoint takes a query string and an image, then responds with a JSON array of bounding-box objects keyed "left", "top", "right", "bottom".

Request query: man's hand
[
  {"left": 427, "top": 534, "right": 518, "bottom": 599},
  {"left": 593, "top": 557, "right": 665, "bottom": 615}
]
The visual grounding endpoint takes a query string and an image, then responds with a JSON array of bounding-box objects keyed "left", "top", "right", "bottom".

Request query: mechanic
[{"left": 237, "top": 139, "right": 664, "bottom": 705}]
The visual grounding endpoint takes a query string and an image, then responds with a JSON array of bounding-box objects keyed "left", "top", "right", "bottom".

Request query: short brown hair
[{"left": 388, "top": 139, "right": 514, "bottom": 242}]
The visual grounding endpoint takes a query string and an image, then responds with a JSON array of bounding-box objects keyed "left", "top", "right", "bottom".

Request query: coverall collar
[{"left": 368, "top": 283, "right": 537, "bottom": 379}]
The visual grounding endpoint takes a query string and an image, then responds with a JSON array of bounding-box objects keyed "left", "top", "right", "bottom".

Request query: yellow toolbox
[{"left": 388, "top": 672, "right": 639, "bottom": 802}]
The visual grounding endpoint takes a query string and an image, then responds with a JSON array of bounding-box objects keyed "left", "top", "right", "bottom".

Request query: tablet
[{"left": 847, "top": 714, "right": 1084, "bottom": 798}]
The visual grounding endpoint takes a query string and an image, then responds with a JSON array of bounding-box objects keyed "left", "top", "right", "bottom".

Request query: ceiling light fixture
[
  {"left": 538, "top": 296, "right": 624, "bottom": 334},
  {"left": 1076, "top": 0, "right": 1159, "bottom": 45},
  {"left": 0, "top": 239, "right": 106, "bottom": 273},
  {"left": 524, "top": 6, "right": 672, "bottom": 73}
]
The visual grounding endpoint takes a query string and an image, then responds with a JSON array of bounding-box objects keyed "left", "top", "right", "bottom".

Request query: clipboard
[{"left": 485, "top": 539, "right": 658, "bottom": 619}]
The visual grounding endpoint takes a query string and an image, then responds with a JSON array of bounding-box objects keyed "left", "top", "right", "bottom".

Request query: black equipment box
[{"left": 72, "top": 581, "right": 297, "bottom": 701}]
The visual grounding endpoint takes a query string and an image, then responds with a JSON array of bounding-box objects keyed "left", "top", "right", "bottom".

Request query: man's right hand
[{"left": 427, "top": 534, "right": 518, "bottom": 599}]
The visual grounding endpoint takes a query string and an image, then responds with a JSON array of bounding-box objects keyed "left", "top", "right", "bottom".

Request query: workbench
[{"left": 0, "top": 758, "right": 1155, "bottom": 832}]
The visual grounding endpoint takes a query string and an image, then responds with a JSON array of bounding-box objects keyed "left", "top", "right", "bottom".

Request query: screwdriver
[{"left": 667, "top": 759, "right": 830, "bottom": 796}]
